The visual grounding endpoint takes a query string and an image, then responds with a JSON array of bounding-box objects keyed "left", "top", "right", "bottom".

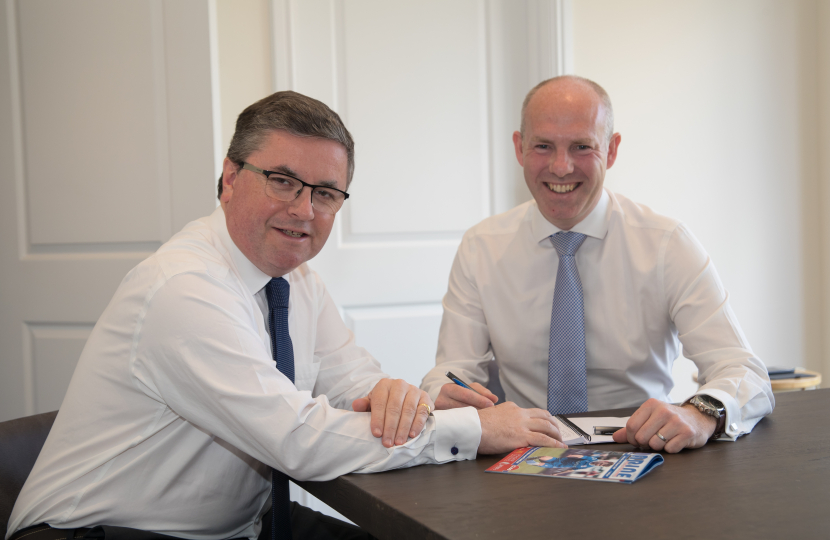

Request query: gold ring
[
  {"left": 418, "top": 403, "right": 431, "bottom": 416},
  {"left": 656, "top": 432, "right": 667, "bottom": 442}
]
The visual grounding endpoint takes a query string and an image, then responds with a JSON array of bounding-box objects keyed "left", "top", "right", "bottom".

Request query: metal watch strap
[{"left": 688, "top": 395, "right": 726, "bottom": 439}]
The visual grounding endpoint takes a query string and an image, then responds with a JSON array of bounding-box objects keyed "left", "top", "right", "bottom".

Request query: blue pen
[{"left": 446, "top": 371, "right": 482, "bottom": 395}]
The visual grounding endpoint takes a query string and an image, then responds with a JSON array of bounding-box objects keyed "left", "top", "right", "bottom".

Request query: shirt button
[
  {"left": 451, "top": 446, "right": 459, "bottom": 455},
  {"left": 729, "top": 423, "right": 738, "bottom": 431}
]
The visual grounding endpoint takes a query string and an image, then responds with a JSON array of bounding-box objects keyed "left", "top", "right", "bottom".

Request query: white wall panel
[
  {"left": 18, "top": 1, "right": 165, "bottom": 248},
  {"left": 341, "top": 0, "right": 488, "bottom": 237},
  {"left": 0, "top": 0, "right": 218, "bottom": 421},
  {"left": 28, "top": 323, "right": 94, "bottom": 414},
  {"left": 344, "top": 304, "right": 443, "bottom": 386},
  {"left": 573, "top": 0, "right": 812, "bottom": 378}
]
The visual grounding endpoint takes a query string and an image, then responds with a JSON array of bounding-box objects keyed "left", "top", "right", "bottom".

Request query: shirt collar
[
  {"left": 209, "top": 206, "right": 274, "bottom": 296},
  {"left": 530, "top": 188, "right": 611, "bottom": 244}
]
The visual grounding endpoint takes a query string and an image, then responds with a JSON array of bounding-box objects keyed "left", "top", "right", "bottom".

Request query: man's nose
[
  {"left": 288, "top": 186, "right": 315, "bottom": 220},
  {"left": 548, "top": 150, "right": 573, "bottom": 177}
]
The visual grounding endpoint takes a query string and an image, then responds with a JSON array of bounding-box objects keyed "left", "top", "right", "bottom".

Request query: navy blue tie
[
  {"left": 264, "top": 277, "right": 294, "bottom": 540},
  {"left": 547, "top": 232, "right": 589, "bottom": 415}
]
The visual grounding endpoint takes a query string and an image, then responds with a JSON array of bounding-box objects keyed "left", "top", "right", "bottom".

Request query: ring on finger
[
  {"left": 656, "top": 432, "right": 667, "bottom": 442},
  {"left": 418, "top": 403, "right": 432, "bottom": 416}
]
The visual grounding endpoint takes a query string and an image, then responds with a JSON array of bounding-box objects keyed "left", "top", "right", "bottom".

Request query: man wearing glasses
[{"left": 8, "top": 92, "right": 563, "bottom": 540}]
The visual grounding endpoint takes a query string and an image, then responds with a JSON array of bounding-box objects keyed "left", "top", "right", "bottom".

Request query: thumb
[
  {"left": 612, "top": 427, "right": 628, "bottom": 443},
  {"left": 352, "top": 397, "right": 371, "bottom": 412}
]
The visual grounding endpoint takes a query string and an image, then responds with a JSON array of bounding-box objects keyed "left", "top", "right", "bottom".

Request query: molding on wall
[
  {"left": 6, "top": 0, "right": 28, "bottom": 260},
  {"left": 270, "top": 0, "right": 293, "bottom": 91},
  {"left": 818, "top": 1, "right": 830, "bottom": 383},
  {"left": 207, "top": 0, "right": 224, "bottom": 183},
  {"left": 527, "top": 0, "right": 573, "bottom": 85},
  {"left": 151, "top": 0, "right": 173, "bottom": 243}
]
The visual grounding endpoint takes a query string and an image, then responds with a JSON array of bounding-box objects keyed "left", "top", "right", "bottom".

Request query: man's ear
[
  {"left": 512, "top": 131, "right": 525, "bottom": 167},
  {"left": 220, "top": 158, "right": 239, "bottom": 204},
  {"left": 605, "top": 133, "right": 622, "bottom": 169}
]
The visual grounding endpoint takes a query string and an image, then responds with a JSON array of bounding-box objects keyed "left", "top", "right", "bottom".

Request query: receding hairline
[{"left": 519, "top": 75, "right": 615, "bottom": 143}]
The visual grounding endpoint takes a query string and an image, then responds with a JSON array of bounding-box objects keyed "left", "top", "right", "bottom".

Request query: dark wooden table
[{"left": 297, "top": 388, "right": 830, "bottom": 539}]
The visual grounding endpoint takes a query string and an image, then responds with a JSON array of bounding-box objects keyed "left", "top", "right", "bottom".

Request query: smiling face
[
  {"left": 513, "top": 80, "right": 621, "bottom": 230},
  {"left": 220, "top": 130, "right": 348, "bottom": 277}
]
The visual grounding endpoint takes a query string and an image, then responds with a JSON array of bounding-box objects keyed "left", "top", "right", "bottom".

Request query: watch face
[{"left": 693, "top": 396, "right": 724, "bottom": 418}]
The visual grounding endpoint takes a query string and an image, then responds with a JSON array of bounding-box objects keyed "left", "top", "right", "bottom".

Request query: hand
[
  {"left": 352, "top": 379, "right": 434, "bottom": 448},
  {"left": 611, "top": 398, "right": 717, "bottom": 453},
  {"left": 477, "top": 402, "right": 566, "bottom": 454},
  {"left": 435, "top": 382, "right": 498, "bottom": 410}
]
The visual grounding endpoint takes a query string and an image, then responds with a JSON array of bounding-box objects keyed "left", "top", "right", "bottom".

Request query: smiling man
[
  {"left": 8, "top": 92, "right": 564, "bottom": 540},
  {"left": 421, "top": 76, "right": 774, "bottom": 453}
]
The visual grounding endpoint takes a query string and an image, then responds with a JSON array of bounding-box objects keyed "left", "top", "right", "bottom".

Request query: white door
[
  {"left": 270, "top": 0, "right": 570, "bottom": 518},
  {"left": 272, "top": 0, "right": 570, "bottom": 385},
  {"left": 0, "top": 0, "right": 219, "bottom": 422}
]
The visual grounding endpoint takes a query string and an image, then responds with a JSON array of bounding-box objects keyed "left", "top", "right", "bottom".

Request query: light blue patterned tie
[{"left": 547, "top": 231, "right": 588, "bottom": 415}]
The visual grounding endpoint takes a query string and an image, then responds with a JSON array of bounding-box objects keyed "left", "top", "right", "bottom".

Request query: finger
[
  {"left": 394, "top": 387, "right": 421, "bottom": 446},
  {"left": 527, "top": 416, "right": 563, "bottom": 441},
  {"left": 526, "top": 432, "right": 568, "bottom": 449},
  {"left": 663, "top": 433, "right": 691, "bottom": 454},
  {"left": 648, "top": 432, "right": 667, "bottom": 451},
  {"left": 352, "top": 397, "right": 370, "bottom": 413},
  {"left": 612, "top": 427, "right": 628, "bottom": 443},
  {"left": 409, "top": 391, "right": 433, "bottom": 438},
  {"left": 368, "top": 381, "right": 389, "bottom": 439},
  {"left": 625, "top": 400, "right": 661, "bottom": 446},
  {"left": 469, "top": 383, "right": 498, "bottom": 404},
  {"left": 662, "top": 421, "right": 699, "bottom": 454},
  {"left": 633, "top": 403, "right": 678, "bottom": 448},
  {"left": 524, "top": 407, "right": 555, "bottom": 419},
  {"left": 439, "top": 384, "right": 495, "bottom": 410},
  {"left": 381, "top": 380, "right": 408, "bottom": 447}
]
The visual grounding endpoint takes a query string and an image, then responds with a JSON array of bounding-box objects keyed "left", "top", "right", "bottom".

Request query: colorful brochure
[{"left": 486, "top": 447, "right": 663, "bottom": 483}]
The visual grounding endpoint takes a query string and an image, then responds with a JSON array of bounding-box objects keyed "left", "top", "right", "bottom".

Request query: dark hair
[{"left": 217, "top": 91, "right": 355, "bottom": 199}]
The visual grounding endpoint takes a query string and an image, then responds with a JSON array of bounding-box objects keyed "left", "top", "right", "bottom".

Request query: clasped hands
[
  {"left": 352, "top": 378, "right": 434, "bottom": 448},
  {"left": 352, "top": 378, "right": 567, "bottom": 453}
]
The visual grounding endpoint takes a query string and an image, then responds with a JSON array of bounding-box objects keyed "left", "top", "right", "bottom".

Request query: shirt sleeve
[
  {"left": 663, "top": 224, "right": 774, "bottom": 439},
  {"left": 420, "top": 233, "right": 494, "bottom": 402},
  {"left": 131, "top": 271, "right": 481, "bottom": 481},
  {"left": 304, "top": 276, "right": 413, "bottom": 411}
]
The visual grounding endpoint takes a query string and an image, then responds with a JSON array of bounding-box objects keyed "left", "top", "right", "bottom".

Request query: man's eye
[
  {"left": 576, "top": 145, "right": 591, "bottom": 151},
  {"left": 535, "top": 144, "right": 549, "bottom": 150},
  {"left": 268, "top": 176, "right": 294, "bottom": 187},
  {"left": 314, "top": 189, "right": 335, "bottom": 200}
]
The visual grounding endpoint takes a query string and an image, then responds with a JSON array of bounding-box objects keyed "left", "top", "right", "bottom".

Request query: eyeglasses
[{"left": 241, "top": 162, "right": 350, "bottom": 215}]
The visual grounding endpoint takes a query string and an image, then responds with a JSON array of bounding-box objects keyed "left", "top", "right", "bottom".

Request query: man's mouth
[
  {"left": 278, "top": 228, "right": 306, "bottom": 238},
  {"left": 546, "top": 182, "right": 579, "bottom": 193}
]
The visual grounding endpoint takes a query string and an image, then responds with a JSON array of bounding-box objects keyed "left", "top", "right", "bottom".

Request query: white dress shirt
[
  {"left": 8, "top": 207, "right": 481, "bottom": 540},
  {"left": 421, "top": 189, "right": 773, "bottom": 439}
]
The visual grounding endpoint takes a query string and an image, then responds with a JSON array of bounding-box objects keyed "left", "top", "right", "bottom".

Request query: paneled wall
[
  {"left": 0, "top": 0, "right": 218, "bottom": 421},
  {"left": 264, "top": 0, "right": 569, "bottom": 385},
  {"left": 573, "top": 0, "right": 830, "bottom": 388}
]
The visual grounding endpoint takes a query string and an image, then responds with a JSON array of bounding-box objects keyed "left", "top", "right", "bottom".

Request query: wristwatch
[{"left": 686, "top": 394, "right": 726, "bottom": 439}]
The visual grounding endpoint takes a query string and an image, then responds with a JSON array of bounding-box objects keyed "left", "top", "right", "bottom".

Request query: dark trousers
[{"left": 10, "top": 503, "right": 376, "bottom": 540}]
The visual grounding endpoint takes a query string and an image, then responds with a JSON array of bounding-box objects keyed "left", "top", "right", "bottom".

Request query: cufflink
[{"left": 451, "top": 446, "right": 459, "bottom": 455}]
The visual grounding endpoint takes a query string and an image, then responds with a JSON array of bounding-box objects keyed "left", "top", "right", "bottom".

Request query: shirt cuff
[
  {"left": 694, "top": 388, "right": 757, "bottom": 441},
  {"left": 431, "top": 407, "right": 481, "bottom": 461}
]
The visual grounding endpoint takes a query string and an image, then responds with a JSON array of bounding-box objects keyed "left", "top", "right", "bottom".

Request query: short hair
[
  {"left": 217, "top": 91, "right": 355, "bottom": 199},
  {"left": 519, "top": 75, "right": 614, "bottom": 143}
]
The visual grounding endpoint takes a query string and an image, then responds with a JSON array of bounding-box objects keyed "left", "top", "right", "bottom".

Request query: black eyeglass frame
[{"left": 240, "top": 161, "right": 350, "bottom": 209}]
